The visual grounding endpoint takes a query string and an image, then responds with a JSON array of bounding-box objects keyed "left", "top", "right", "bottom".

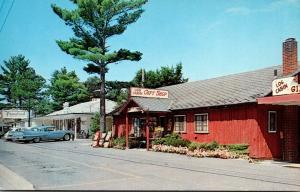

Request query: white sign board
[
  {"left": 1, "top": 109, "right": 28, "bottom": 119},
  {"left": 130, "top": 87, "right": 169, "bottom": 99},
  {"left": 272, "top": 76, "right": 300, "bottom": 96}
]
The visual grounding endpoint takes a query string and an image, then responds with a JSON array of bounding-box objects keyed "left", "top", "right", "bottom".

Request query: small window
[
  {"left": 174, "top": 115, "right": 186, "bottom": 132},
  {"left": 195, "top": 113, "right": 209, "bottom": 133},
  {"left": 268, "top": 111, "right": 277, "bottom": 133}
]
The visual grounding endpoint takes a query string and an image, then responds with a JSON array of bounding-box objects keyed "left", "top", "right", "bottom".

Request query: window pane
[
  {"left": 175, "top": 116, "right": 185, "bottom": 131},
  {"left": 195, "top": 114, "right": 208, "bottom": 132}
]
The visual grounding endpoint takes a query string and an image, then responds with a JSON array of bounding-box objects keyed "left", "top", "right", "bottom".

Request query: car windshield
[{"left": 30, "top": 128, "right": 40, "bottom": 132}]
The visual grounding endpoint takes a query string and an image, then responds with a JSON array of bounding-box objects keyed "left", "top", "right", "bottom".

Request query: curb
[
  {"left": 0, "top": 163, "right": 34, "bottom": 190},
  {"left": 283, "top": 164, "right": 300, "bottom": 169}
]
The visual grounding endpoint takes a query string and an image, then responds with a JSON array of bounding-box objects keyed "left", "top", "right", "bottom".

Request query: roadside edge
[{"left": 0, "top": 163, "right": 34, "bottom": 190}]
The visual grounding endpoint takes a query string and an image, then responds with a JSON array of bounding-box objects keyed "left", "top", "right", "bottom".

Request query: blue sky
[{"left": 0, "top": 0, "right": 300, "bottom": 83}]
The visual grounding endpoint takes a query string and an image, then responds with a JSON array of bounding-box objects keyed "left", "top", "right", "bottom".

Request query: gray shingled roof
[
  {"left": 131, "top": 97, "right": 172, "bottom": 112},
  {"left": 47, "top": 99, "right": 117, "bottom": 116},
  {"left": 129, "top": 65, "right": 290, "bottom": 112}
]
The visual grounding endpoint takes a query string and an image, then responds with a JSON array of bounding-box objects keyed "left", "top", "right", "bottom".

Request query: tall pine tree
[
  {"left": 52, "top": 0, "right": 147, "bottom": 133},
  {"left": 0, "top": 55, "right": 46, "bottom": 126}
]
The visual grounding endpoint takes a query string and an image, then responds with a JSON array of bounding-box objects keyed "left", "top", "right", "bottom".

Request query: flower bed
[
  {"left": 152, "top": 144, "right": 250, "bottom": 160},
  {"left": 151, "top": 134, "right": 251, "bottom": 161}
]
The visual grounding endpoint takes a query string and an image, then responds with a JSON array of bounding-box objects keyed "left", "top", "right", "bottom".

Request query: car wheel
[
  {"left": 33, "top": 137, "right": 40, "bottom": 143},
  {"left": 63, "top": 134, "right": 70, "bottom": 141}
]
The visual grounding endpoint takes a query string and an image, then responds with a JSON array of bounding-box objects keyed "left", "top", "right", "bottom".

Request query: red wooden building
[{"left": 112, "top": 38, "right": 300, "bottom": 162}]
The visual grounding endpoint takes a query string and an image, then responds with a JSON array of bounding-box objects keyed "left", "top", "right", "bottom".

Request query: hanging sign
[
  {"left": 272, "top": 76, "right": 300, "bottom": 96},
  {"left": 130, "top": 87, "right": 169, "bottom": 99}
]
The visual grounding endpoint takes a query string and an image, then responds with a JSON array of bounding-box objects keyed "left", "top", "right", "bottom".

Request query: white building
[
  {"left": 35, "top": 98, "right": 117, "bottom": 139},
  {"left": 0, "top": 109, "right": 28, "bottom": 129}
]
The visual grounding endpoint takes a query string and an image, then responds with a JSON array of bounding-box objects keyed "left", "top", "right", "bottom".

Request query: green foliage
[
  {"left": 0, "top": 55, "right": 46, "bottom": 120},
  {"left": 152, "top": 133, "right": 191, "bottom": 147},
  {"left": 84, "top": 77, "right": 130, "bottom": 104},
  {"left": 188, "top": 142, "right": 248, "bottom": 153},
  {"left": 32, "top": 95, "right": 55, "bottom": 116},
  {"left": 187, "top": 141, "right": 219, "bottom": 151},
  {"left": 90, "top": 112, "right": 100, "bottom": 134},
  {"left": 105, "top": 80, "right": 131, "bottom": 105},
  {"left": 131, "top": 63, "right": 188, "bottom": 88},
  {"left": 0, "top": 55, "right": 29, "bottom": 103},
  {"left": 206, "top": 140, "right": 219, "bottom": 151},
  {"left": 49, "top": 67, "right": 89, "bottom": 111},
  {"left": 84, "top": 76, "right": 100, "bottom": 98},
  {"left": 0, "top": 55, "right": 45, "bottom": 107},
  {"left": 227, "top": 144, "right": 248, "bottom": 151},
  {"left": 226, "top": 144, "right": 249, "bottom": 155},
  {"left": 112, "top": 137, "right": 126, "bottom": 147},
  {"left": 152, "top": 137, "right": 165, "bottom": 145},
  {"left": 188, "top": 142, "right": 209, "bottom": 151},
  {"left": 52, "top": 0, "right": 147, "bottom": 132}
]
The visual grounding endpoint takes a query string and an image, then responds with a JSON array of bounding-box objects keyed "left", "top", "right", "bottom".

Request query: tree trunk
[{"left": 99, "top": 67, "right": 106, "bottom": 133}]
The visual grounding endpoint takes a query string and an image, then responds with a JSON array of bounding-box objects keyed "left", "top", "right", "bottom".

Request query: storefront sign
[
  {"left": 1, "top": 109, "right": 28, "bottom": 119},
  {"left": 130, "top": 87, "right": 169, "bottom": 99},
  {"left": 272, "top": 76, "right": 300, "bottom": 96}
]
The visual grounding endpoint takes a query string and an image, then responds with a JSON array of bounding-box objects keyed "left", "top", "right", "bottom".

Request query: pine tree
[
  {"left": 0, "top": 55, "right": 46, "bottom": 126},
  {"left": 52, "top": 0, "right": 147, "bottom": 133},
  {"left": 49, "top": 67, "right": 89, "bottom": 111},
  {"left": 132, "top": 63, "right": 188, "bottom": 88}
]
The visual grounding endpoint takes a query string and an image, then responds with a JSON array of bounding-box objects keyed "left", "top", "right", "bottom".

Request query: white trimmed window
[
  {"left": 195, "top": 113, "right": 208, "bottom": 133},
  {"left": 174, "top": 115, "right": 186, "bottom": 132},
  {"left": 268, "top": 111, "right": 277, "bottom": 133}
]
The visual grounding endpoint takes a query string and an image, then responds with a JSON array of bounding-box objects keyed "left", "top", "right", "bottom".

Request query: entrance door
[{"left": 132, "top": 118, "right": 146, "bottom": 137}]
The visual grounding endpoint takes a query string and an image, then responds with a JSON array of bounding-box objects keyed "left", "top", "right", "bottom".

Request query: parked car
[
  {"left": 14, "top": 125, "right": 74, "bottom": 143},
  {"left": 4, "top": 127, "right": 29, "bottom": 141}
]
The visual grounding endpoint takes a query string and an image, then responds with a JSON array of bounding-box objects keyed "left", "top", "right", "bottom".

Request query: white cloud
[
  {"left": 225, "top": 7, "right": 251, "bottom": 15},
  {"left": 225, "top": 0, "right": 300, "bottom": 15},
  {"left": 270, "top": 0, "right": 300, "bottom": 9}
]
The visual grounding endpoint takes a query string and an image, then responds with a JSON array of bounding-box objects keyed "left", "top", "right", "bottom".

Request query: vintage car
[
  {"left": 4, "top": 127, "right": 30, "bottom": 141},
  {"left": 13, "top": 125, "right": 74, "bottom": 143}
]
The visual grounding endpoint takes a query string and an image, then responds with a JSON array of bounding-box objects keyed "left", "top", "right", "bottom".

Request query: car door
[{"left": 46, "top": 127, "right": 62, "bottom": 140}]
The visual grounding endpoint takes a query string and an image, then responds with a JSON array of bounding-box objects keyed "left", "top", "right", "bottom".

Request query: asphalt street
[{"left": 0, "top": 139, "right": 300, "bottom": 190}]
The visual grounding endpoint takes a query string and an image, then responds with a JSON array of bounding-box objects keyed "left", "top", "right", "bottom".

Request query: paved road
[{"left": 0, "top": 139, "right": 300, "bottom": 190}]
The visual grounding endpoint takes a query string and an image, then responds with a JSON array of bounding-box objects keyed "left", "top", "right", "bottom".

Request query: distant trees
[
  {"left": 0, "top": 55, "right": 31, "bottom": 106},
  {"left": 0, "top": 56, "right": 188, "bottom": 120},
  {"left": 0, "top": 55, "right": 46, "bottom": 126},
  {"left": 132, "top": 63, "right": 188, "bottom": 88},
  {"left": 0, "top": 57, "right": 94, "bottom": 118},
  {"left": 48, "top": 67, "right": 89, "bottom": 111},
  {"left": 83, "top": 63, "right": 188, "bottom": 106},
  {"left": 105, "top": 81, "right": 132, "bottom": 105},
  {"left": 84, "top": 76, "right": 100, "bottom": 98}
]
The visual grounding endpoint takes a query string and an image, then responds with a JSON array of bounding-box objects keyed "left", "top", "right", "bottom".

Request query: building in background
[
  {"left": 32, "top": 98, "right": 117, "bottom": 139},
  {"left": 0, "top": 109, "right": 28, "bottom": 131}
]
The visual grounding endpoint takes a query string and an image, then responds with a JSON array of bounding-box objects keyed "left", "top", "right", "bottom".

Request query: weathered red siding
[
  {"left": 172, "top": 104, "right": 283, "bottom": 159},
  {"left": 282, "top": 106, "right": 299, "bottom": 161},
  {"left": 113, "top": 102, "right": 294, "bottom": 160}
]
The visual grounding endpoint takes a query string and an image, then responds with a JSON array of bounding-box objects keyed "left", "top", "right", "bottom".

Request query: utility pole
[{"left": 141, "top": 68, "right": 145, "bottom": 88}]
